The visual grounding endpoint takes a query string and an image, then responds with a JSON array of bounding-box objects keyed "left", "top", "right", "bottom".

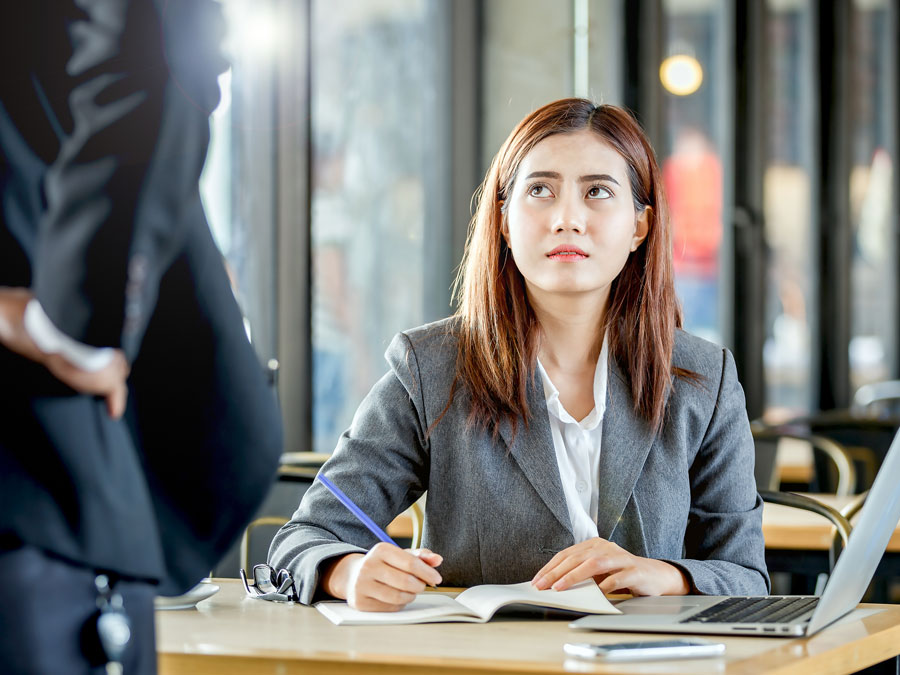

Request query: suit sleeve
[
  {"left": 666, "top": 349, "right": 771, "bottom": 595},
  {"left": 268, "top": 333, "right": 431, "bottom": 605},
  {"left": 28, "top": 0, "right": 227, "bottom": 356}
]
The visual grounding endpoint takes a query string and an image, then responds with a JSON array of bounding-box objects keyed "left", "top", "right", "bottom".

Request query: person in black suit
[{"left": 0, "top": 1, "right": 282, "bottom": 672}]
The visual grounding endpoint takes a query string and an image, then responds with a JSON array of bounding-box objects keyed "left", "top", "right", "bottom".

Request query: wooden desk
[
  {"left": 157, "top": 580, "right": 900, "bottom": 675},
  {"left": 762, "top": 494, "right": 900, "bottom": 552},
  {"left": 277, "top": 452, "right": 331, "bottom": 481}
]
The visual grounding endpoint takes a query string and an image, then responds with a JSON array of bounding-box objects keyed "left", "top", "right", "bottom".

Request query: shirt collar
[{"left": 536, "top": 332, "right": 609, "bottom": 431}]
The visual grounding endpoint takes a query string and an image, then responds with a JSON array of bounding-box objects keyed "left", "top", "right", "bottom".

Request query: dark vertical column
[
  {"left": 623, "top": 0, "right": 664, "bottom": 148},
  {"left": 732, "top": 0, "right": 767, "bottom": 420},
  {"left": 816, "top": 0, "right": 852, "bottom": 411}
]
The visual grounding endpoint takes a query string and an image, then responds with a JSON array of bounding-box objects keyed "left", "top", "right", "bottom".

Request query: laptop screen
[{"left": 807, "top": 426, "right": 900, "bottom": 634}]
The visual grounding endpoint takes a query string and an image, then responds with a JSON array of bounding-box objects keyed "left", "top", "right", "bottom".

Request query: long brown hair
[{"left": 452, "top": 98, "right": 686, "bottom": 437}]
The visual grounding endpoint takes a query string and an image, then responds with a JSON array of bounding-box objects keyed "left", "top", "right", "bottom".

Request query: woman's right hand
[{"left": 320, "top": 544, "right": 443, "bottom": 611}]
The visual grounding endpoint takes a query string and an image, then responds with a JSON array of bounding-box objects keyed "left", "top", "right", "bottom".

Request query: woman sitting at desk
[{"left": 270, "top": 99, "right": 769, "bottom": 610}]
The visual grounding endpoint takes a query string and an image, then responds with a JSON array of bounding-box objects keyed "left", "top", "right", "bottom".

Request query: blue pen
[{"left": 317, "top": 474, "right": 399, "bottom": 546}]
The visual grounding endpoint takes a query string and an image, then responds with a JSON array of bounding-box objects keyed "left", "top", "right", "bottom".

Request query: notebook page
[
  {"left": 455, "top": 580, "right": 620, "bottom": 620},
  {"left": 316, "top": 592, "right": 481, "bottom": 625}
]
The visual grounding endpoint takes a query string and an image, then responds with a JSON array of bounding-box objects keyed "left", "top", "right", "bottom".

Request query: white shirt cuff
[{"left": 24, "top": 299, "right": 115, "bottom": 372}]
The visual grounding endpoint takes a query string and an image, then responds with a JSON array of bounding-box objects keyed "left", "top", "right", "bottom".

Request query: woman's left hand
[
  {"left": 0, "top": 287, "right": 130, "bottom": 418},
  {"left": 530, "top": 537, "right": 690, "bottom": 596}
]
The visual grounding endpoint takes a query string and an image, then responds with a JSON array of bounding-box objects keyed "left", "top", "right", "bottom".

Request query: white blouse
[{"left": 535, "top": 333, "right": 609, "bottom": 544}]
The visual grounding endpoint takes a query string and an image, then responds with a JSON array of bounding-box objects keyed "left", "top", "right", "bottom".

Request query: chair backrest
[
  {"left": 759, "top": 490, "right": 852, "bottom": 548},
  {"left": 839, "top": 490, "right": 869, "bottom": 521},
  {"left": 751, "top": 427, "right": 779, "bottom": 491},
  {"left": 758, "top": 490, "right": 852, "bottom": 574},
  {"left": 241, "top": 516, "right": 289, "bottom": 573},
  {"left": 409, "top": 494, "right": 425, "bottom": 549},
  {"left": 239, "top": 498, "right": 427, "bottom": 573},
  {"left": 751, "top": 428, "right": 856, "bottom": 496},
  {"left": 852, "top": 380, "right": 900, "bottom": 418},
  {"left": 805, "top": 410, "right": 899, "bottom": 492}
]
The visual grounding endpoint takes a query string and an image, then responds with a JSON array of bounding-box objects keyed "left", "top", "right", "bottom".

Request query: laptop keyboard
[{"left": 682, "top": 597, "right": 819, "bottom": 624}]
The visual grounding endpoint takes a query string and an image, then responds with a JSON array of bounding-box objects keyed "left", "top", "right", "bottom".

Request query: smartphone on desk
[{"left": 564, "top": 638, "right": 725, "bottom": 662}]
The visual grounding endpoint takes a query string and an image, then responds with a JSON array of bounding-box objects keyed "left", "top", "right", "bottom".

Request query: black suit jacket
[{"left": 0, "top": 0, "right": 281, "bottom": 594}]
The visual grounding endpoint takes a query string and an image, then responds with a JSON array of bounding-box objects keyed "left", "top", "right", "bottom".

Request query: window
[
  {"left": 849, "top": 0, "right": 896, "bottom": 395},
  {"left": 204, "top": 0, "right": 900, "bottom": 453},
  {"left": 310, "top": 0, "right": 448, "bottom": 453},
  {"left": 762, "top": 0, "right": 816, "bottom": 420},
  {"left": 201, "top": 0, "right": 458, "bottom": 454},
  {"left": 482, "top": 0, "right": 623, "bottom": 168},
  {"left": 659, "top": 0, "right": 731, "bottom": 346},
  {"left": 201, "top": 0, "right": 281, "bottom": 362}
]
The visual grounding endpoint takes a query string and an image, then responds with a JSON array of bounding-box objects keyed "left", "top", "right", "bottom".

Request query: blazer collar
[
  {"left": 498, "top": 374, "right": 573, "bottom": 537},
  {"left": 497, "top": 359, "right": 658, "bottom": 542},
  {"left": 595, "top": 359, "right": 657, "bottom": 539}
]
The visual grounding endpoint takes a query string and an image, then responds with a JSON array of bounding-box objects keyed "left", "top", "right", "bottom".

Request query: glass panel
[
  {"left": 310, "top": 0, "right": 441, "bottom": 453},
  {"left": 588, "top": 0, "right": 624, "bottom": 105},
  {"left": 660, "top": 0, "right": 729, "bottom": 346},
  {"left": 200, "top": 69, "right": 232, "bottom": 260},
  {"left": 762, "top": 0, "right": 815, "bottom": 421},
  {"left": 849, "top": 0, "right": 896, "bottom": 395},
  {"left": 200, "top": 0, "right": 281, "bottom": 362},
  {"left": 482, "top": 0, "right": 574, "bottom": 167},
  {"left": 481, "top": 1, "right": 624, "bottom": 169}
]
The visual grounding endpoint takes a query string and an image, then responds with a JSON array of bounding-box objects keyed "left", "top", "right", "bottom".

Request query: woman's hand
[
  {"left": 531, "top": 537, "right": 690, "bottom": 596},
  {"left": 320, "top": 544, "right": 443, "bottom": 611},
  {"left": 0, "top": 287, "right": 130, "bottom": 418}
]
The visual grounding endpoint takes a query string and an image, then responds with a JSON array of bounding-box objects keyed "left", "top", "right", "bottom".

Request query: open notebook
[{"left": 315, "top": 579, "right": 620, "bottom": 625}]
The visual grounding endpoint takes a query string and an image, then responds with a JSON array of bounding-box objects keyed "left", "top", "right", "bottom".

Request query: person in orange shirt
[{"left": 662, "top": 127, "right": 723, "bottom": 337}]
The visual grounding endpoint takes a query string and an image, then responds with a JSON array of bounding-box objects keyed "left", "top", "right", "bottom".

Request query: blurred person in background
[{"left": 663, "top": 127, "right": 723, "bottom": 341}]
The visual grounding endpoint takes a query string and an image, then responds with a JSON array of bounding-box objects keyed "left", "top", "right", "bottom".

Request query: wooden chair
[
  {"left": 759, "top": 490, "right": 852, "bottom": 550},
  {"left": 239, "top": 496, "right": 427, "bottom": 573},
  {"left": 804, "top": 411, "right": 898, "bottom": 492},
  {"left": 751, "top": 427, "right": 856, "bottom": 496},
  {"left": 753, "top": 427, "right": 856, "bottom": 592},
  {"left": 408, "top": 495, "right": 425, "bottom": 550},
  {"left": 835, "top": 490, "right": 897, "bottom": 603},
  {"left": 759, "top": 490, "right": 853, "bottom": 595},
  {"left": 840, "top": 490, "right": 868, "bottom": 521},
  {"left": 852, "top": 380, "right": 900, "bottom": 419},
  {"left": 240, "top": 516, "right": 290, "bottom": 573}
]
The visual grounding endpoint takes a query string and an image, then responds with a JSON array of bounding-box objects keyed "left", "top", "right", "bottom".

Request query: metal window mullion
[
  {"left": 450, "top": 0, "right": 483, "bottom": 289},
  {"left": 890, "top": 0, "right": 900, "bottom": 380},
  {"left": 425, "top": 0, "right": 481, "bottom": 322},
  {"left": 732, "top": 0, "right": 768, "bottom": 420},
  {"left": 275, "top": 0, "right": 312, "bottom": 453},
  {"left": 623, "top": 0, "right": 663, "bottom": 148},
  {"left": 816, "top": 0, "right": 853, "bottom": 412},
  {"left": 717, "top": 0, "right": 736, "bottom": 353}
]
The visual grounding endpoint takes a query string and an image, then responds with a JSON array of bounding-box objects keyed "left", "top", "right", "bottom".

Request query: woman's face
[{"left": 502, "top": 129, "right": 649, "bottom": 308}]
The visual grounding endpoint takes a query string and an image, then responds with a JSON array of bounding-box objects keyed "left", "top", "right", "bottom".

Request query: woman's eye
[
  {"left": 528, "top": 184, "right": 552, "bottom": 198},
  {"left": 586, "top": 185, "right": 612, "bottom": 199}
]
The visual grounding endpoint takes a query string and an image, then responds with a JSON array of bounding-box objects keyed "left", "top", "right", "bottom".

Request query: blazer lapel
[
  {"left": 498, "top": 376, "right": 573, "bottom": 536},
  {"left": 595, "top": 360, "right": 657, "bottom": 540}
]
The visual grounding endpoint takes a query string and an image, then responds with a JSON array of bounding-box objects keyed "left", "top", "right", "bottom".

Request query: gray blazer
[{"left": 270, "top": 319, "right": 769, "bottom": 604}]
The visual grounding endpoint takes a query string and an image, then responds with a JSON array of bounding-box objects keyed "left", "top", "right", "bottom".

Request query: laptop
[{"left": 571, "top": 426, "right": 900, "bottom": 637}]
